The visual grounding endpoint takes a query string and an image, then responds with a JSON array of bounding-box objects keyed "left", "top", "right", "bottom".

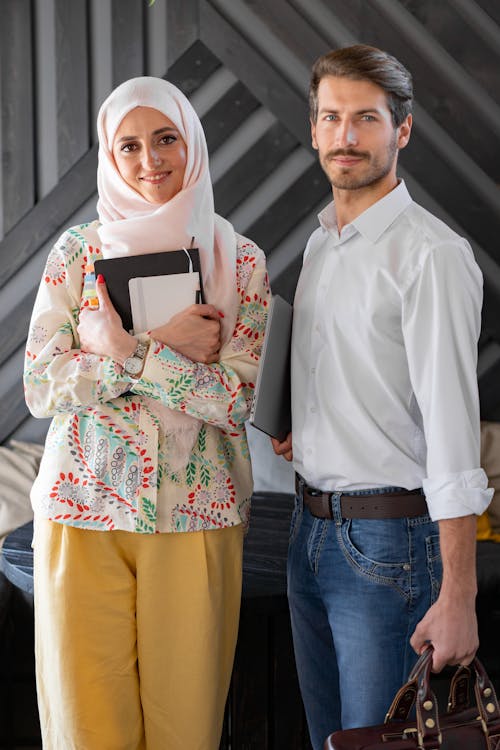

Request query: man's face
[{"left": 311, "top": 76, "right": 411, "bottom": 192}]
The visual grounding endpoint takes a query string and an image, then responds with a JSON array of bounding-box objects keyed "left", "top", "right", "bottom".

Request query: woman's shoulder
[
  {"left": 56, "top": 220, "right": 101, "bottom": 250},
  {"left": 234, "top": 232, "right": 266, "bottom": 264}
]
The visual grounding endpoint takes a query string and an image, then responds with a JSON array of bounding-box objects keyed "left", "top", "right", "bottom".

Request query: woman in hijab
[{"left": 24, "top": 76, "right": 270, "bottom": 750}]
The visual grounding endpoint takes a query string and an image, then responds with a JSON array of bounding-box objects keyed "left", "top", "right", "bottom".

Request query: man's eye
[
  {"left": 325, "top": 114, "right": 337, "bottom": 121},
  {"left": 361, "top": 115, "right": 376, "bottom": 121}
]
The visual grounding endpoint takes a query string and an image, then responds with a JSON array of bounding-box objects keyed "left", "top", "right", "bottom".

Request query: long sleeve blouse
[{"left": 24, "top": 221, "right": 270, "bottom": 533}]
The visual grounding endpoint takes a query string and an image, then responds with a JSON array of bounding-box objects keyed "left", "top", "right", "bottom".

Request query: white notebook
[{"left": 129, "top": 272, "right": 200, "bottom": 332}]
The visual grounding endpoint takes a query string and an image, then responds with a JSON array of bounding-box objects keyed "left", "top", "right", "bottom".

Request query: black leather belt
[{"left": 295, "top": 474, "right": 427, "bottom": 519}]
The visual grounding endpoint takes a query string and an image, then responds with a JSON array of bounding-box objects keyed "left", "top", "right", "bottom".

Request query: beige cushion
[
  {"left": 481, "top": 421, "right": 500, "bottom": 534},
  {"left": 0, "top": 440, "right": 43, "bottom": 548}
]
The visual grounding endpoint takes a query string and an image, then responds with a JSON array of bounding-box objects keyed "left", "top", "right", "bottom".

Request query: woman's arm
[
  {"left": 131, "top": 244, "right": 270, "bottom": 431},
  {"left": 24, "top": 233, "right": 132, "bottom": 418}
]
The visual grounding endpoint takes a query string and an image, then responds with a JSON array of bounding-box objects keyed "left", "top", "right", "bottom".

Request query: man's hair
[{"left": 309, "top": 44, "right": 413, "bottom": 127}]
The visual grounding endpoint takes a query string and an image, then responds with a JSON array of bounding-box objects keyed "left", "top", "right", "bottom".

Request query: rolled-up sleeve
[{"left": 402, "top": 238, "right": 493, "bottom": 520}]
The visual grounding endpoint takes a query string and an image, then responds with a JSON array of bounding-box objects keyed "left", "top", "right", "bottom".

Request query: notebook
[
  {"left": 129, "top": 271, "right": 200, "bottom": 332},
  {"left": 94, "top": 248, "right": 203, "bottom": 333},
  {"left": 249, "top": 294, "right": 293, "bottom": 442}
]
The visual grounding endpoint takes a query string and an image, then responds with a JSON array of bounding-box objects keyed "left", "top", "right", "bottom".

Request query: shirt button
[
  {"left": 311, "top": 367, "right": 316, "bottom": 374},
  {"left": 310, "top": 406, "right": 317, "bottom": 414},
  {"left": 315, "top": 324, "right": 320, "bottom": 333}
]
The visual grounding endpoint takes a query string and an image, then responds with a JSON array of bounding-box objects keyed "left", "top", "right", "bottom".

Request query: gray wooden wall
[{"left": 1, "top": 0, "right": 500, "bottom": 446}]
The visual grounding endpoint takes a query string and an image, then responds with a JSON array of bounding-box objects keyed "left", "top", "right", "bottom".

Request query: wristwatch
[{"left": 122, "top": 340, "right": 148, "bottom": 377}]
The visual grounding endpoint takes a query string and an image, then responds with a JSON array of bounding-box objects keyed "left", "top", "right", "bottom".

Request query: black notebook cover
[
  {"left": 249, "top": 295, "right": 293, "bottom": 442},
  {"left": 94, "top": 249, "right": 203, "bottom": 333}
]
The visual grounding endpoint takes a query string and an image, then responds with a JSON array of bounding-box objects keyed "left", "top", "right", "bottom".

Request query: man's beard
[{"left": 319, "top": 132, "right": 398, "bottom": 191}]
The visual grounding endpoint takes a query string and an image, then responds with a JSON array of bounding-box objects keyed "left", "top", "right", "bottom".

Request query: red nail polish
[
  {"left": 97, "top": 274, "right": 104, "bottom": 283},
  {"left": 218, "top": 310, "right": 225, "bottom": 318}
]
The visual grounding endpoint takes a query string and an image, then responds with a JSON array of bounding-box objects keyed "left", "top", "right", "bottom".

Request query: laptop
[{"left": 249, "top": 295, "right": 293, "bottom": 442}]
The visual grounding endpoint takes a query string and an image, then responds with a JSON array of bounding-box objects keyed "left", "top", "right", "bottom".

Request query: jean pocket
[
  {"left": 340, "top": 518, "right": 411, "bottom": 594},
  {"left": 288, "top": 496, "right": 303, "bottom": 545},
  {"left": 425, "top": 533, "right": 442, "bottom": 604}
]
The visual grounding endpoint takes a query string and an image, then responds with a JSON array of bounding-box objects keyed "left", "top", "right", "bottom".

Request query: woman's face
[{"left": 112, "top": 106, "right": 187, "bottom": 204}]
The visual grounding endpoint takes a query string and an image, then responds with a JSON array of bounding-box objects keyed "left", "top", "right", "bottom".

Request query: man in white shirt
[{"left": 272, "top": 44, "right": 492, "bottom": 749}]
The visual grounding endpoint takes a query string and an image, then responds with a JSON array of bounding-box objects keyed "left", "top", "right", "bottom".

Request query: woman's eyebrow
[{"left": 116, "top": 126, "right": 178, "bottom": 143}]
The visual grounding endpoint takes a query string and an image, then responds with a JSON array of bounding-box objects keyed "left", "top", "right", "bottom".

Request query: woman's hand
[
  {"left": 77, "top": 275, "right": 137, "bottom": 365},
  {"left": 150, "top": 304, "right": 222, "bottom": 364}
]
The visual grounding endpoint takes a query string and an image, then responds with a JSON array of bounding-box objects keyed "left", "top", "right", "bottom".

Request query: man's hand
[
  {"left": 410, "top": 592, "right": 478, "bottom": 672},
  {"left": 150, "top": 304, "right": 222, "bottom": 364},
  {"left": 410, "top": 515, "right": 479, "bottom": 672},
  {"left": 271, "top": 432, "right": 293, "bottom": 461},
  {"left": 78, "top": 274, "right": 136, "bottom": 364}
]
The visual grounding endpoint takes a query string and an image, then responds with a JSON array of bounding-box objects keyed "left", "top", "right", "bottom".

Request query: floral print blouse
[{"left": 24, "top": 221, "right": 270, "bottom": 534}]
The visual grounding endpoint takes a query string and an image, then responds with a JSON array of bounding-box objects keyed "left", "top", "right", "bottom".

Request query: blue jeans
[{"left": 287, "top": 486, "right": 442, "bottom": 750}]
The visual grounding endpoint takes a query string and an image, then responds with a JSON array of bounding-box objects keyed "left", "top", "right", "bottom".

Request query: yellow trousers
[{"left": 33, "top": 519, "right": 243, "bottom": 750}]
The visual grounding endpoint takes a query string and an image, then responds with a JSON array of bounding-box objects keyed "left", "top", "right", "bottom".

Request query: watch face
[{"left": 123, "top": 356, "right": 142, "bottom": 375}]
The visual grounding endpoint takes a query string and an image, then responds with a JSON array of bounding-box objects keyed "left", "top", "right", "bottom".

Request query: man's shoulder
[{"left": 403, "top": 201, "right": 466, "bottom": 249}]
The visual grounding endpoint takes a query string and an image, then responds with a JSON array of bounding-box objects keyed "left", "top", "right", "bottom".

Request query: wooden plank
[
  {"left": 202, "top": 82, "right": 260, "bottom": 154},
  {"left": 34, "top": 0, "right": 59, "bottom": 199},
  {"left": 200, "top": 1, "right": 310, "bottom": 147},
  {"left": 89, "top": 0, "right": 113, "bottom": 136},
  {"left": 166, "top": 0, "right": 200, "bottom": 67},
  {"left": 214, "top": 121, "right": 298, "bottom": 217},
  {"left": 111, "top": 0, "right": 144, "bottom": 86},
  {"left": 246, "top": 161, "right": 328, "bottom": 249},
  {"left": 408, "top": 0, "right": 500, "bottom": 102},
  {"left": 0, "top": 146, "right": 97, "bottom": 290},
  {"left": 0, "top": 0, "right": 35, "bottom": 236},
  {"left": 145, "top": 0, "right": 168, "bottom": 77},
  {"left": 478, "top": 0, "right": 500, "bottom": 25},
  {"left": 55, "top": 0, "right": 89, "bottom": 178},
  {"left": 244, "top": 0, "right": 327, "bottom": 69},
  {"left": 0, "top": 380, "right": 28, "bottom": 445},
  {"left": 0, "top": 290, "right": 36, "bottom": 369},
  {"left": 399, "top": 133, "right": 500, "bottom": 264},
  {"left": 167, "top": 39, "right": 221, "bottom": 96}
]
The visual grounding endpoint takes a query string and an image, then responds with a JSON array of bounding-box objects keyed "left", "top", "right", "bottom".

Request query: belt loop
[
  {"left": 295, "top": 472, "right": 304, "bottom": 512},
  {"left": 330, "top": 492, "right": 343, "bottom": 525}
]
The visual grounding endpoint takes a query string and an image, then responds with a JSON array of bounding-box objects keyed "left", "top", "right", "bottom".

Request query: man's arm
[{"left": 410, "top": 514, "right": 478, "bottom": 672}]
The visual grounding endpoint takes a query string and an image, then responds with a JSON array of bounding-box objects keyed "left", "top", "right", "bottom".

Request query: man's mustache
[{"left": 325, "top": 149, "right": 369, "bottom": 160}]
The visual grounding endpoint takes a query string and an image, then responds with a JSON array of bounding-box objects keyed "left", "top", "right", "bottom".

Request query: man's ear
[
  {"left": 397, "top": 113, "right": 412, "bottom": 150},
  {"left": 310, "top": 118, "right": 318, "bottom": 150}
]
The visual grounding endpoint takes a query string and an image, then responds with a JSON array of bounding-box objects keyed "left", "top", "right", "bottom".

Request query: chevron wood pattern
[{"left": 1, "top": 0, "right": 499, "bottom": 442}]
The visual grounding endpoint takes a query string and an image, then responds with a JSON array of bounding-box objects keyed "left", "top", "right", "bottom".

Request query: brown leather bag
[{"left": 324, "top": 648, "right": 500, "bottom": 749}]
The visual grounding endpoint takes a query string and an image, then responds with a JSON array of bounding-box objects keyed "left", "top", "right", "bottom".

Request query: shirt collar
[{"left": 318, "top": 180, "right": 413, "bottom": 244}]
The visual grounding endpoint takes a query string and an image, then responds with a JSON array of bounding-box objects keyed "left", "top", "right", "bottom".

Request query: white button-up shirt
[{"left": 291, "top": 180, "right": 492, "bottom": 521}]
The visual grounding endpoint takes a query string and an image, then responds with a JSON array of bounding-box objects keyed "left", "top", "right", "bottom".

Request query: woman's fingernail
[
  {"left": 218, "top": 310, "right": 225, "bottom": 318},
  {"left": 97, "top": 274, "right": 105, "bottom": 284}
]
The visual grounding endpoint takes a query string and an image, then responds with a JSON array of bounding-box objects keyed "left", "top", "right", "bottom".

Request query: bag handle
[{"left": 385, "top": 647, "right": 500, "bottom": 748}]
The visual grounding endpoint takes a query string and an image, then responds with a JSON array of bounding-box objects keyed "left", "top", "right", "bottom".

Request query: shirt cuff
[{"left": 423, "top": 468, "right": 494, "bottom": 521}]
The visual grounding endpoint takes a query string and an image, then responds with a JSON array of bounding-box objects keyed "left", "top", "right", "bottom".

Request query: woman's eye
[
  {"left": 160, "top": 135, "right": 176, "bottom": 145},
  {"left": 121, "top": 143, "right": 137, "bottom": 153}
]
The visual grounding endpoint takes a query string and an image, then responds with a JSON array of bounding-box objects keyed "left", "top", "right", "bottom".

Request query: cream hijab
[{"left": 96, "top": 76, "right": 239, "bottom": 470}]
